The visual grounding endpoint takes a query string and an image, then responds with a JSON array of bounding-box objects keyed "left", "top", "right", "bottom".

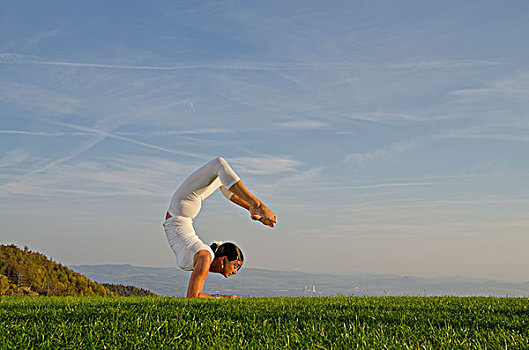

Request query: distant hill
[
  {"left": 103, "top": 283, "right": 158, "bottom": 297},
  {"left": 71, "top": 264, "right": 529, "bottom": 297},
  {"left": 0, "top": 244, "right": 114, "bottom": 296}
]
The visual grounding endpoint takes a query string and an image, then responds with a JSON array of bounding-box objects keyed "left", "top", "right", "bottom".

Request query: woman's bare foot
[
  {"left": 250, "top": 202, "right": 277, "bottom": 227},
  {"left": 228, "top": 180, "right": 277, "bottom": 227}
]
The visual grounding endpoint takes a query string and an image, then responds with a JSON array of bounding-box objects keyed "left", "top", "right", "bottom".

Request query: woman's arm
[
  {"left": 186, "top": 251, "right": 213, "bottom": 298},
  {"left": 186, "top": 251, "right": 238, "bottom": 298}
]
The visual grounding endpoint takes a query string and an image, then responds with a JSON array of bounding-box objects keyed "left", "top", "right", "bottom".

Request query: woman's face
[{"left": 222, "top": 259, "right": 242, "bottom": 278}]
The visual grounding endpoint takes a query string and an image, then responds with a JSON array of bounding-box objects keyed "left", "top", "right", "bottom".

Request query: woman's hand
[
  {"left": 224, "top": 294, "right": 238, "bottom": 299},
  {"left": 212, "top": 294, "right": 238, "bottom": 299}
]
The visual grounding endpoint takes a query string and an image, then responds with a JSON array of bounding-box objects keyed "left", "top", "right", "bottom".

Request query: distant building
[{"left": 304, "top": 284, "right": 317, "bottom": 294}]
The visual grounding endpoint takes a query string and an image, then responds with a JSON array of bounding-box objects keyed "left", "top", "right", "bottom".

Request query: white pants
[{"left": 163, "top": 157, "right": 240, "bottom": 271}]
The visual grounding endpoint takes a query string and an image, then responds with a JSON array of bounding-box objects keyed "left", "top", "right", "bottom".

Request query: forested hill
[
  {"left": 0, "top": 244, "right": 114, "bottom": 296},
  {"left": 102, "top": 283, "right": 158, "bottom": 297}
]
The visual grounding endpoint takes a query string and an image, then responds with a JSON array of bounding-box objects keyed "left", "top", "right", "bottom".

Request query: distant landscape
[
  {"left": 71, "top": 264, "right": 529, "bottom": 298},
  {"left": 4, "top": 242, "right": 526, "bottom": 298}
]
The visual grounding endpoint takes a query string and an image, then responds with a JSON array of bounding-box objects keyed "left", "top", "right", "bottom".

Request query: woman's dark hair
[{"left": 210, "top": 241, "right": 244, "bottom": 263}]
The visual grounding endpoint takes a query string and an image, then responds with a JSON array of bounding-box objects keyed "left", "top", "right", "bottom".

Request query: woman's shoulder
[{"left": 194, "top": 249, "right": 213, "bottom": 264}]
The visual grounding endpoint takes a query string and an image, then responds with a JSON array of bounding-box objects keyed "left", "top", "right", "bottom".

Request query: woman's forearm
[
  {"left": 186, "top": 251, "right": 211, "bottom": 297},
  {"left": 196, "top": 292, "right": 213, "bottom": 298}
]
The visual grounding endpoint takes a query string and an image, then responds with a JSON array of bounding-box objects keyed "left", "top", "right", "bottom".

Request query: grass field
[{"left": 1, "top": 296, "right": 528, "bottom": 349}]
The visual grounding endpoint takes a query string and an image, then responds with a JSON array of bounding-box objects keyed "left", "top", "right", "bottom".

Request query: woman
[{"left": 163, "top": 157, "right": 277, "bottom": 298}]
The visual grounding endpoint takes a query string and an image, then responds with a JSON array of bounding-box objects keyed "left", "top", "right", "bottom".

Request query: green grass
[{"left": 1, "top": 296, "right": 528, "bottom": 349}]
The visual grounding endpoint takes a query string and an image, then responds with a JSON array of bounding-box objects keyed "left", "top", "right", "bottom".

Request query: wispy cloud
[
  {"left": 442, "top": 131, "right": 529, "bottom": 142},
  {"left": 389, "top": 59, "right": 501, "bottom": 70},
  {"left": 309, "top": 182, "right": 437, "bottom": 191},
  {"left": 0, "top": 53, "right": 28, "bottom": 62},
  {"left": 0, "top": 120, "right": 211, "bottom": 195},
  {"left": 276, "top": 120, "right": 329, "bottom": 129},
  {"left": 0, "top": 130, "right": 91, "bottom": 137},
  {"left": 244, "top": 165, "right": 325, "bottom": 199},
  {"left": 0, "top": 149, "right": 30, "bottom": 168},
  {"left": 345, "top": 139, "right": 418, "bottom": 168},
  {"left": 22, "top": 22, "right": 69, "bottom": 50},
  {"left": 276, "top": 166, "right": 324, "bottom": 186},
  {"left": 348, "top": 112, "right": 456, "bottom": 125},
  {"left": 307, "top": 218, "right": 529, "bottom": 240},
  {"left": 0, "top": 156, "right": 193, "bottom": 198},
  {"left": 56, "top": 122, "right": 210, "bottom": 159},
  {"left": 229, "top": 155, "right": 302, "bottom": 175},
  {"left": 343, "top": 198, "right": 529, "bottom": 212},
  {"left": 0, "top": 83, "right": 78, "bottom": 114},
  {"left": 437, "top": 122, "right": 529, "bottom": 142},
  {"left": 147, "top": 128, "right": 231, "bottom": 136},
  {"left": 306, "top": 219, "right": 529, "bottom": 240},
  {"left": 31, "top": 133, "right": 106, "bottom": 174},
  {"left": 451, "top": 70, "right": 529, "bottom": 101},
  {"left": 0, "top": 52, "right": 334, "bottom": 72}
]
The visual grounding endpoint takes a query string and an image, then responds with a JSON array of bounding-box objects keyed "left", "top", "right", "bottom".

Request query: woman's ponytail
[
  {"left": 209, "top": 241, "right": 244, "bottom": 264},
  {"left": 210, "top": 240, "right": 223, "bottom": 254}
]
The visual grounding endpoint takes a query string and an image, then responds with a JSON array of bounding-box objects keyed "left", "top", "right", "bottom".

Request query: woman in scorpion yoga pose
[{"left": 163, "top": 157, "right": 277, "bottom": 298}]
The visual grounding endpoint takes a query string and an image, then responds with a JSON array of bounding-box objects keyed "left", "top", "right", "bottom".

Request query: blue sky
[{"left": 1, "top": 0, "right": 528, "bottom": 281}]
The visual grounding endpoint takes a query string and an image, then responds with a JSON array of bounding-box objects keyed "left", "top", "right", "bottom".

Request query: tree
[
  {"left": 0, "top": 244, "right": 115, "bottom": 296},
  {"left": 0, "top": 275, "right": 10, "bottom": 295}
]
